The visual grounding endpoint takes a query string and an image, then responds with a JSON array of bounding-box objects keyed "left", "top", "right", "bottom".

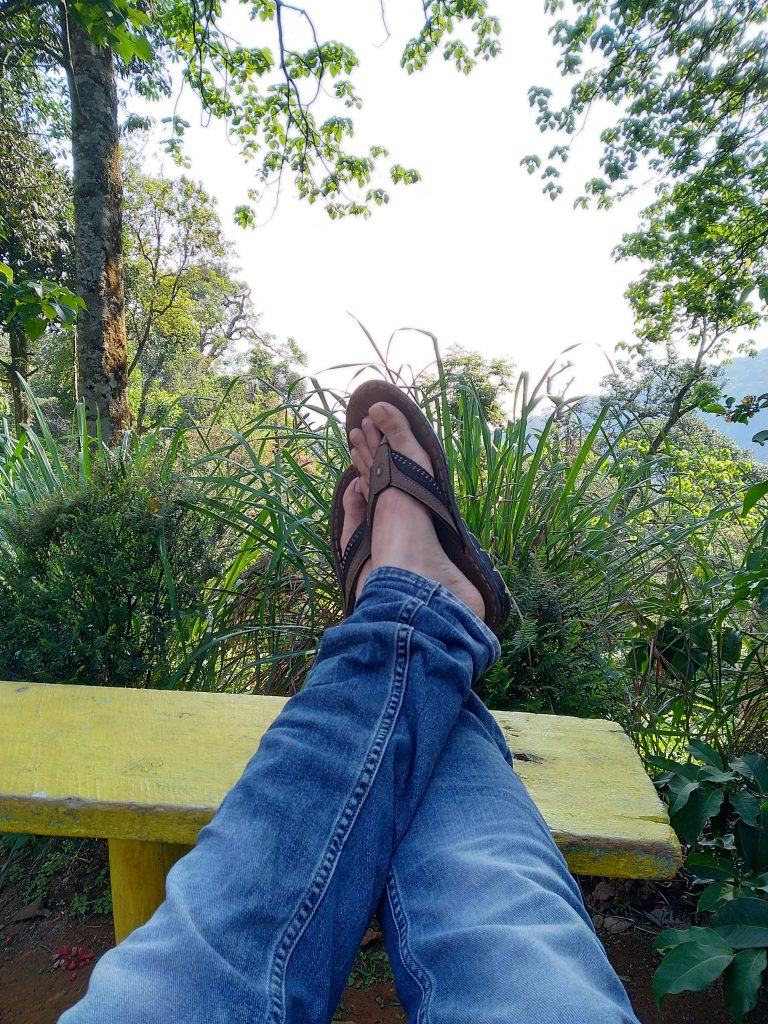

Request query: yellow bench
[{"left": 0, "top": 681, "right": 681, "bottom": 944}]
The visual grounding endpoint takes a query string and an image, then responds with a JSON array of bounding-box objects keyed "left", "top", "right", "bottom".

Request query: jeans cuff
[{"left": 358, "top": 565, "right": 501, "bottom": 669}]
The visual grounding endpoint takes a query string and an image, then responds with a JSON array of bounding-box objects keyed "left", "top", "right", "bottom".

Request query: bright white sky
[{"left": 133, "top": 1, "right": 658, "bottom": 398}]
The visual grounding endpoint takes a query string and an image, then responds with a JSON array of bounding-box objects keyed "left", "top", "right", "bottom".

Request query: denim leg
[
  {"left": 59, "top": 568, "right": 499, "bottom": 1024},
  {"left": 378, "top": 693, "right": 641, "bottom": 1024}
]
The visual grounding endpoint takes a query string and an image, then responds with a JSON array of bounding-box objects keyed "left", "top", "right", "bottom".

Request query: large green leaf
[
  {"left": 730, "top": 791, "right": 760, "bottom": 827},
  {"left": 743, "top": 481, "right": 768, "bottom": 515},
  {"left": 722, "top": 948, "right": 767, "bottom": 1023},
  {"left": 685, "top": 851, "right": 738, "bottom": 883},
  {"left": 653, "top": 933, "right": 733, "bottom": 1006},
  {"left": 669, "top": 781, "right": 699, "bottom": 816},
  {"left": 655, "top": 925, "right": 726, "bottom": 954},
  {"left": 688, "top": 739, "right": 724, "bottom": 769},
  {"left": 697, "top": 766, "right": 737, "bottom": 784},
  {"left": 671, "top": 788, "right": 724, "bottom": 845},
  {"left": 731, "top": 754, "right": 768, "bottom": 796},
  {"left": 720, "top": 628, "right": 743, "bottom": 667},
  {"left": 737, "top": 808, "right": 768, "bottom": 875},
  {"left": 711, "top": 898, "right": 768, "bottom": 949},
  {"left": 698, "top": 883, "right": 739, "bottom": 914}
]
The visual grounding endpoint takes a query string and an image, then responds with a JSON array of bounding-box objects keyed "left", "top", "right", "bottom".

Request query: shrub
[
  {"left": 651, "top": 742, "right": 768, "bottom": 1021},
  {"left": 0, "top": 415, "right": 220, "bottom": 687},
  {"left": 480, "top": 557, "right": 624, "bottom": 718}
]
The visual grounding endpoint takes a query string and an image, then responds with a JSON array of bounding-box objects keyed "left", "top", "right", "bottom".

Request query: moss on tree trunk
[{"left": 65, "top": 15, "right": 130, "bottom": 443}]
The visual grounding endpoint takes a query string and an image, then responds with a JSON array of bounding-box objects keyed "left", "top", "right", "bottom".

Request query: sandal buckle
[{"left": 370, "top": 442, "right": 392, "bottom": 495}]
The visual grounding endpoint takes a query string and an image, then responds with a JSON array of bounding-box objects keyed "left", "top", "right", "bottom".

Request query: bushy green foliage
[
  {"left": 0, "top": 400, "right": 221, "bottom": 687},
  {"left": 651, "top": 743, "right": 768, "bottom": 1021},
  {"left": 480, "top": 557, "right": 623, "bottom": 718},
  {"left": 0, "top": 462, "right": 218, "bottom": 687}
]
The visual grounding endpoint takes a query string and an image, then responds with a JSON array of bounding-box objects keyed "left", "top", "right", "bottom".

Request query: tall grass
[{"left": 0, "top": 351, "right": 765, "bottom": 757}]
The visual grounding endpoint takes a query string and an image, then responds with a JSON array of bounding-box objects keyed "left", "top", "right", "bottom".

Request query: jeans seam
[
  {"left": 265, "top": 620, "right": 414, "bottom": 1024},
  {"left": 385, "top": 866, "right": 434, "bottom": 1024}
]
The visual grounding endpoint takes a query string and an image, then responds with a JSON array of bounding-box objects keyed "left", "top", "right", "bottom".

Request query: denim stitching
[
  {"left": 266, "top": 619, "right": 414, "bottom": 1024},
  {"left": 385, "top": 867, "right": 434, "bottom": 1024}
]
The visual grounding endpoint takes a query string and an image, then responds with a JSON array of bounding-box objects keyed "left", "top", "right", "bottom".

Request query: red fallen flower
[
  {"left": 69, "top": 971, "right": 77, "bottom": 981},
  {"left": 4, "top": 935, "right": 12, "bottom": 943}
]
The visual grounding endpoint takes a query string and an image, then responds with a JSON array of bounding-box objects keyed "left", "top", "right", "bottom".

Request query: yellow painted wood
[
  {"left": 107, "top": 840, "right": 193, "bottom": 942},
  {"left": 494, "top": 712, "right": 681, "bottom": 878},
  {"left": 108, "top": 839, "right": 167, "bottom": 944},
  {"left": 163, "top": 842, "right": 193, "bottom": 875},
  {"left": 0, "top": 681, "right": 681, "bottom": 881}
]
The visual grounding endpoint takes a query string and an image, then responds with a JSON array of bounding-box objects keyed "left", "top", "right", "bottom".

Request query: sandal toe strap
[
  {"left": 340, "top": 521, "right": 371, "bottom": 613},
  {"left": 369, "top": 442, "right": 460, "bottom": 537}
]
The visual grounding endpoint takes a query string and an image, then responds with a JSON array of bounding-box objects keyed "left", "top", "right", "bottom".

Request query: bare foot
[
  {"left": 339, "top": 475, "right": 373, "bottom": 598},
  {"left": 349, "top": 402, "right": 485, "bottom": 620}
]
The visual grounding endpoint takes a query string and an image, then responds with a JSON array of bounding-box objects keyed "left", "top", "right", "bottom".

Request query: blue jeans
[{"left": 60, "top": 567, "right": 640, "bottom": 1024}]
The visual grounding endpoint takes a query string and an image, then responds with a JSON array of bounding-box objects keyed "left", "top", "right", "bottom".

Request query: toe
[
  {"left": 350, "top": 447, "right": 371, "bottom": 499},
  {"left": 368, "top": 402, "right": 433, "bottom": 476},
  {"left": 348, "top": 426, "right": 366, "bottom": 450},
  {"left": 362, "top": 416, "right": 382, "bottom": 457},
  {"left": 340, "top": 474, "right": 366, "bottom": 551}
]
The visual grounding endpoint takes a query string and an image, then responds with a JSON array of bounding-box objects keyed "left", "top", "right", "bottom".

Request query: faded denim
[{"left": 60, "top": 566, "right": 640, "bottom": 1024}]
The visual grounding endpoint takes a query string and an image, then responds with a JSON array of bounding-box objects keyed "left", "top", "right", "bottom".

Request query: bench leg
[{"left": 108, "top": 839, "right": 193, "bottom": 943}]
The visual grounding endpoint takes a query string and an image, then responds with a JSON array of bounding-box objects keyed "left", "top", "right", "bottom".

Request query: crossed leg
[
  {"left": 58, "top": 568, "right": 499, "bottom": 1024},
  {"left": 378, "top": 692, "right": 641, "bottom": 1023}
]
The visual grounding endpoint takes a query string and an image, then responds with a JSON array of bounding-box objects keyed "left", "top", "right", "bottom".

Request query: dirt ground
[{"left": 2, "top": 910, "right": 765, "bottom": 1023}]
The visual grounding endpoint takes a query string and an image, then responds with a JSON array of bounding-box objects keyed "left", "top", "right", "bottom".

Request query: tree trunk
[
  {"left": 8, "top": 329, "right": 31, "bottom": 427},
  {"left": 63, "top": 13, "right": 130, "bottom": 444}
]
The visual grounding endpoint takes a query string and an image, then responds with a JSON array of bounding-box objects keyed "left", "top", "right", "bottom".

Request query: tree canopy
[
  {"left": 528, "top": 0, "right": 768, "bottom": 364},
  {"left": 0, "top": 0, "right": 504, "bottom": 437}
]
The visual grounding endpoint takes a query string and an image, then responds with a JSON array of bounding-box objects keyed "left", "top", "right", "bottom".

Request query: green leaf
[
  {"left": 671, "top": 788, "right": 724, "bottom": 845},
  {"left": 655, "top": 925, "right": 720, "bottom": 954},
  {"left": 743, "top": 481, "right": 768, "bottom": 515},
  {"left": 0, "top": 262, "right": 13, "bottom": 283},
  {"left": 685, "top": 851, "right": 738, "bottom": 883},
  {"left": 698, "top": 883, "right": 739, "bottom": 913},
  {"left": 129, "top": 33, "right": 153, "bottom": 62},
  {"left": 653, "top": 933, "right": 733, "bottom": 1007},
  {"left": 646, "top": 754, "right": 681, "bottom": 773},
  {"left": 689, "top": 739, "right": 724, "bottom": 769},
  {"left": 697, "top": 766, "right": 736, "bottom": 784},
  {"left": 738, "top": 807, "right": 768, "bottom": 875},
  {"left": 733, "top": 755, "right": 768, "bottom": 795},
  {"left": 711, "top": 898, "right": 768, "bottom": 949},
  {"left": 668, "top": 768, "right": 701, "bottom": 808},
  {"left": 24, "top": 317, "right": 47, "bottom": 342},
  {"left": 669, "top": 781, "right": 699, "bottom": 816},
  {"left": 720, "top": 628, "right": 742, "bottom": 666},
  {"left": 722, "top": 947, "right": 766, "bottom": 1022},
  {"left": 730, "top": 791, "right": 760, "bottom": 827}
]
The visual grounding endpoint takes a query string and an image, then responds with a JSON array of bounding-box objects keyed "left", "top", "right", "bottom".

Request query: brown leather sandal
[
  {"left": 330, "top": 464, "right": 372, "bottom": 616},
  {"left": 346, "top": 380, "right": 511, "bottom": 634}
]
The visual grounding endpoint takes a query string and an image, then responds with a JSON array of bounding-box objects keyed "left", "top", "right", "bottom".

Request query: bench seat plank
[{"left": 0, "top": 681, "right": 681, "bottom": 880}]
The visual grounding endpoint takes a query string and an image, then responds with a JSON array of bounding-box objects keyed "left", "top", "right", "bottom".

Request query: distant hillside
[{"left": 701, "top": 348, "right": 768, "bottom": 461}]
